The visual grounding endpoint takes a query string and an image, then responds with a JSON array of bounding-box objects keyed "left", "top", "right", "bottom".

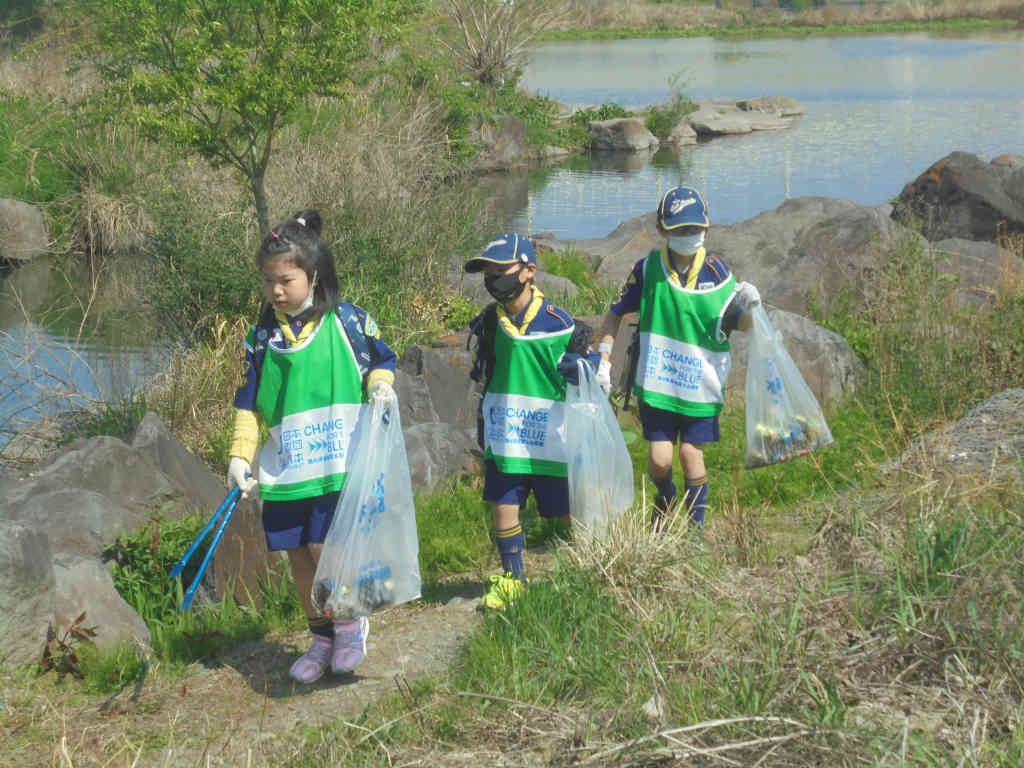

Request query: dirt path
[{"left": 4, "top": 583, "right": 488, "bottom": 767}]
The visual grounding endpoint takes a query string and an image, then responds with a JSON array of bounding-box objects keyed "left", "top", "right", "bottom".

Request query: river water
[
  {"left": 496, "top": 31, "right": 1024, "bottom": 239},
  {"left": 3, "top": 30, "right": 1023, "bottom": 443}
]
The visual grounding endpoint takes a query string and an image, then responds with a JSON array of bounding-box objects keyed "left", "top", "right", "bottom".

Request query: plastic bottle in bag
[
  {"left": 312, "top": 398, "right": 421, "bottom": 619},
  {"left": 744, "top": 305, "right": 834, "bottom": 469}
]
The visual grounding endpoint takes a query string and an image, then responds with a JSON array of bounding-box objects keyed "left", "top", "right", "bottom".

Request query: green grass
[
  {"left": 0, "top": 93, "right": 77, "bottom": 205},
  {"left": 98, "top": 511, "right": 305, "bottom": 681},
  {"left": 415, "top": 475, "right": 494, "bottom": 584}
]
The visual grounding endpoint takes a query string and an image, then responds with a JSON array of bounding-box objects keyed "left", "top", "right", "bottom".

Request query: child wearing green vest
[
  {"left": 596, "top": 187, "right": 761, "bottom": 530},
  {"left": 466, "top": 233, "right": 596, "bottom": 609},
  {"left": 228, "top": 210, "right": 398, "bottom": 683}
]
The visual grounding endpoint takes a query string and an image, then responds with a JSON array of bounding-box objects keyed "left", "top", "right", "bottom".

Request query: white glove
[
  {"left": 735, "top": 281, "right": 761, "bottom": 309},
  {"left": 227, "top": 457, "right": 258, "bottom": 499},
  {"left": 596, "top": 359, "right": 613, "bottom": 395},
  {"left": 371, "top": 380, "right": 397, "bottom": 405}
]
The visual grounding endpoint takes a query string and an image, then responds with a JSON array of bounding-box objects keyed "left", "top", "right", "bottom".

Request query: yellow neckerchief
[
  {"left": 496, "top": 287, "right": 545, "bottom": 336},
  {"left": 661, "top": 245, "right": 706, "bottom": 290},
  {"left": 274, "top": 309, "right": 319, "bottom": 346}
]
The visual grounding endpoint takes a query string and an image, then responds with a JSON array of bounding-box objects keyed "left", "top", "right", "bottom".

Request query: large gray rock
[
  {"left": 892, "top": 151, "right": 1024, "bottom": 242},
  {"left": 52, "top": 553, "right": 150, "bottom": 650},
  {"left": 889, "top": 388, "right": 1024, "bottom": 479},
  {"left": 710, "top": 197, "right": 921, "bottom": 316},
  {"left": 0, "top": 521, "right": 54, "bottom": 666},
  {"left": 588, "top": 118, "right": 659, "bottom": 152},
  {"left": 396, "top": 340, "right": 484, "bottom": 489},
  {"left": 398, "top": 341, "right": 478, "bottom": 429},
  {"left": 0, "top": 198, "right": 48, "bottom": 263},
  {"left": 473, "top": 115, "right": 528, "bottom": 171},
  {"left": 687, "top": 100, "right": 792, "bottom": 136},
  {"left": 929, "top": 238, "right": 1004, "bottom": 306},
  {"left": 132, "top": 411, "right": 225, "bottom": 512},
  {"left": 404, "top": 422, "right": 480, "bottom": 490},
  {"left": 667, "top": 120, "right": 697, "bottom": 146},
  {"left": 0, "top": 488, "right": 140, "bottom": 556},
  {"left": 1, "top": 435, "right": 178, "bottom": 510}
]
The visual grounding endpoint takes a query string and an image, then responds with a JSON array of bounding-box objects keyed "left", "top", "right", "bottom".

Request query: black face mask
[{"left": 484, "top": 268, "right": 526, "bottom": 302}]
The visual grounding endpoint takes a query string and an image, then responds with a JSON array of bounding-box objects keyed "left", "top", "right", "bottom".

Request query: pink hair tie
[{"left": 271, "top": 231, "right": 279, "bottom": 239}]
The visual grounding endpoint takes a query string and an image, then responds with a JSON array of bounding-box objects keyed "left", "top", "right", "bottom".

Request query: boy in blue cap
[
  {"left": 595, "top": 186, "right": 761, "bottom": 530},
  {"left": 465, "top": 233, "right": 595, "bottom": 609}
]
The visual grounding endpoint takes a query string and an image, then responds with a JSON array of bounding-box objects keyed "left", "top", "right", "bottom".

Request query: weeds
[
  {"left": 3, "top": 5, "right": 1023, "bottom": 766},
  {"left": 37, "top": 612, "right": 97, "bottom": 682}
]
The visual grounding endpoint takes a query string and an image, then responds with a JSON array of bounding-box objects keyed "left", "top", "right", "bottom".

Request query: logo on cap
[{"left": 669, "top": 197, "right": 697, "bottom": 215}]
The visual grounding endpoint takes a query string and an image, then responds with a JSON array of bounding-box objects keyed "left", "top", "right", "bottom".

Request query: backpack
[{"left": 336, "top": 301, "right": 371, "bottom": 379}]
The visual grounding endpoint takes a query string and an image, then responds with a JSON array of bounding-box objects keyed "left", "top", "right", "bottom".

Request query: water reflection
[
  {"left": 492, "top": 31, "right": 1024, "bottom": 239},
  {"left": 0, "top": 262, "right": 169, "bottom": 448}
]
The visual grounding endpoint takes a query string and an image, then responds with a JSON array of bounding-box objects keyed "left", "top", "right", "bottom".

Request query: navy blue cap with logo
[
  {"left": 464, "top": 232, "right": 537, "bottom": 273},
  {"left": 658, "top": 186, "right": 710, "bottom": 231}
]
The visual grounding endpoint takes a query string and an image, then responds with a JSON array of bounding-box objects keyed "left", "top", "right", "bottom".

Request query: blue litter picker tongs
[{"left": 169, "top": 484, "right": 243, "bottom": 611}]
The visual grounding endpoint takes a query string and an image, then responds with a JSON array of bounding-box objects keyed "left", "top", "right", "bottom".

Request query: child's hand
[
  {"left": 372, "top": 380, "right": 397, "bottom": 406},
  {"left": 735, "top": 281, "right": 761, "bottom": 309},
  {"left": 228, "top": 457, "right": 259, "bottom": 499}
]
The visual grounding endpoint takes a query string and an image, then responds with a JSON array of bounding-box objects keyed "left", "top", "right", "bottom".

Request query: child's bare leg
[
  {"left": 287, "top": 543, "right": 323, "bottom": 618},
  {"left": 678, "top": 442, "right": 709, "bottom": 527}
]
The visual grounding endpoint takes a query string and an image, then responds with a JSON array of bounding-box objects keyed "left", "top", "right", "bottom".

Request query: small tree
[
  {"left": 78, "top": 0, "right": 421, "bottom": 235},
  {"left": 437, "top": 0, "right": 568, "bottom": 90}
]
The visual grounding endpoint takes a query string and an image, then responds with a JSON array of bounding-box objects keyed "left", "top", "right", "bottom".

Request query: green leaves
[{"left": 76, "top": 0, "right": 421, "bottom": 233}]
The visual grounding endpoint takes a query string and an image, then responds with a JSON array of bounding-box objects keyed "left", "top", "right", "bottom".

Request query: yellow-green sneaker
[{"left": 481, "top": 573, "right": 525, "bottom": 610}]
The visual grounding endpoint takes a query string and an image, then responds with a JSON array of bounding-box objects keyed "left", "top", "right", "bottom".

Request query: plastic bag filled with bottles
[{"left": 744, "top": 305, "right": 834, "bottom": 469}]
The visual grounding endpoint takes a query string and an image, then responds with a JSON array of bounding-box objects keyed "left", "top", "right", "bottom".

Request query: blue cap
[
  {"left": 464, "top": 232, "right": 537, "bottom": 273},
  {"left": 658, "top": 186, "right": 710, "bottom": 230}
]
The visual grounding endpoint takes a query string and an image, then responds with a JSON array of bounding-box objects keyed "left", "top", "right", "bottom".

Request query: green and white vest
[
  {"left": 482, "top": 320, "right": 574, "bottom": 477},
  {"left": 253, "top": 313, "right": 364, "bottom": 501},
  {"left": 635, "top": 248, "right": 736, "bottom": 417}
]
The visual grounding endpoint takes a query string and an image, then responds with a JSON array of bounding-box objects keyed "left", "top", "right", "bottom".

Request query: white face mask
[
  {"left": 285, "top": 270, "right": 318, "bottom": 317},
  {"left": 287, "top": 291, "right": 315, "bottom": 317},
  {"left": 668, "top": 232, "right": 705, "bottom": 255}
]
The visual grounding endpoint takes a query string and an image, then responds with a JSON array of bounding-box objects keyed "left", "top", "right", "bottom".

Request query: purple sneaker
[
  {"left": 332, "top": 616, "right": 369, "bottom": 674},
  {"left": 289, "top": 634, "right": 332, "bottom": 684}
]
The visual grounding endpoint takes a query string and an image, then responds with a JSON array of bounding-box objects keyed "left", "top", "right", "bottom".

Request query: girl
[{"left": 227, "top": 209, "right": 398, "bottom": 683}]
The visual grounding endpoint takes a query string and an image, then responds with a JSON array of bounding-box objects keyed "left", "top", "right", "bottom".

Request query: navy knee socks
[
  {"left": 683, "top": 475, "right": 709, "bottom": 527},
  {"left": 651, "top": 472, "right": 677, "bottom": 511},
  {"left": 494, "top": 524, "right": 525, "bottom": 580}
]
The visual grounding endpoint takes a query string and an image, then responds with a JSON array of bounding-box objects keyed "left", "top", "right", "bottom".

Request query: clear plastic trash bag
[
  {"left": 744, "top": 304, "right": 834, "bottom": 469},
  {"left": 565, "top": 358, "right": 635, "bottom": 538},
  {"left": 312, "top": 397, "right": 421, "bottom": 619}
]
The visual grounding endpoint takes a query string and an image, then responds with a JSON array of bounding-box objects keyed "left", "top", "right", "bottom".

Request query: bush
[{"left": 644, "top": 70, "right": 697, "bottom": 138}]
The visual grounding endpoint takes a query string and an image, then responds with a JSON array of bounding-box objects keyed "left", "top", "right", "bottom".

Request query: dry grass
[
  {"left": 144, "top": 315, "right": 250, "bottom": 462},
  {"left": 552, "top": 0, "right": 1024, "bottom": 30}
]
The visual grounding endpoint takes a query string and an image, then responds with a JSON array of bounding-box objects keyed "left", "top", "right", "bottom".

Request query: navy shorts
[
  {"left": 638, "top": 401, "right": 720, "bottom": 444},
  {"left": 262, "top": 491, "right": 342, "bottom": 551},
  {"left": 483, "top": 460, "right": 570, "bottom": 518}
]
